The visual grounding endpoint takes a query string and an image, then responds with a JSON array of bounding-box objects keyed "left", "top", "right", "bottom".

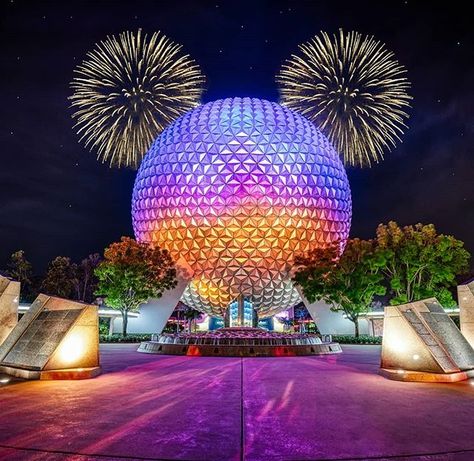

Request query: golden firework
[
  {"left": 277, "top": 29, "right": 411, "bottom": 167},
  {"left": 70, "top": 29, "right": 205, "bottom": 168}
]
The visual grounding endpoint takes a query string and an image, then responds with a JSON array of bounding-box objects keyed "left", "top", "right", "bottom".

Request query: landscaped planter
[{"left": 332, "top": 335, "right": 382, "bottom": 345}]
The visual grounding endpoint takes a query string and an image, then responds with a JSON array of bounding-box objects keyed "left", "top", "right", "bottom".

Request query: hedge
[
  {"left": 332, "top": 334, "right": 382, "bottom": 345},
  {"left": 100, "top": 334, "right": 152, "bottom": 343},
  {"left": 99, "top": 333, "right": 382, "bottom": 345}
]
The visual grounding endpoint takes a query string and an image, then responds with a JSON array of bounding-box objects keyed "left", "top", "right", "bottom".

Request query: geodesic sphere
[{"left": 132, "top": 97, "right": 351, "bottom": 317}]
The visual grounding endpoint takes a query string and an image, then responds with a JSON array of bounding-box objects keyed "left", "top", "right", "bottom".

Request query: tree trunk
[
  {"left": 353, "top": 318, "right": 360, "bottom": 338},
  {"left": 122, "top": 310, "right": 128, "bottom": 337},
  {"left": 81, "top": 276, "right": 88, "bottom": 302}
]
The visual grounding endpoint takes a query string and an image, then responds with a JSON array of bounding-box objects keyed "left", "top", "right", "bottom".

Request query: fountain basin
[{"left": 137, "top": 328, "right": 342, "bottom": 356}]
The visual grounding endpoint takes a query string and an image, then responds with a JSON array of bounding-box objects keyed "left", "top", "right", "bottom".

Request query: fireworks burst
[
  {"left": 277, "top": 29, "right": 411, "bottom": 167},
  {"left": 70, "top": 29, "right": 205, "bottom": 168}
]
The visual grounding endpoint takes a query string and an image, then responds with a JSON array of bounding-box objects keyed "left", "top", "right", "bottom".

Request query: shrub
[
  {"left": 332, "top": 334, "right": 382, "bottom": 345},
  {"left": 100, "top": 333, "right": 152, "bottom": 343}
]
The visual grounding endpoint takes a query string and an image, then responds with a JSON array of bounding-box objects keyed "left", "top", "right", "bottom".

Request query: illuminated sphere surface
[{"left": 132, "top": 97, "right": 352, "bottom": 317}]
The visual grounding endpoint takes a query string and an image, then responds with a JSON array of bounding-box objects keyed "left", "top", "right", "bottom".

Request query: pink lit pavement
[{"left": 1, "top": 344, "right": 474, "bottom": 460}]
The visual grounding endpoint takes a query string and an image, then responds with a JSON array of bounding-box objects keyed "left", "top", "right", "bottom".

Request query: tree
[
  {"left": 7, "top": 250, "right": 33, "bottom": 301},
  {"left": 182, "top": 305, "right": 203, "bottom": 333},
  {"left": 41, "top": 256, "right": 76, "bottom": 299},
  {"left": 375, "top": 222, "right": 471, "bottom": 306},
  {"left": 71, "top": 253, "right": 101, "bottom": 303},
  {"left": 94, "top": 237, "right": 177, "bottom": 336},
  {"left": 293, "top": 239, "right": 386, "bottom": 337}
]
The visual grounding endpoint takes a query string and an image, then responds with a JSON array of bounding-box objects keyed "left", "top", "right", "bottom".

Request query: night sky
[{"left": 1, "top": 0, "right": 473, "bottom": 273}]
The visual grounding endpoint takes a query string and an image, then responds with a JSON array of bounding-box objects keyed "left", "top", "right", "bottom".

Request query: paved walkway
[{"left": 1, "top": 344, "right": 474, "bottom": 460}]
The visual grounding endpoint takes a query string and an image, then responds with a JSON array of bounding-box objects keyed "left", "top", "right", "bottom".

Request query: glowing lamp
[{"left": 57, "top": 332, "right": 85, "bottom": 364}]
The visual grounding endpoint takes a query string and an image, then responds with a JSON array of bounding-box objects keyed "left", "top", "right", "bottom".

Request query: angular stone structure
[
  {"left": 0, "top": 294, "right": 100, "bottom": 380},
  {"left": 0, "top": 275, "right": 20, "bottom": 345},
  {"left": 458, "top": 280, "right": 474, "bottom": 348},
  {"left": 380, "top": 298, "right": 474, "bottom": 382}
]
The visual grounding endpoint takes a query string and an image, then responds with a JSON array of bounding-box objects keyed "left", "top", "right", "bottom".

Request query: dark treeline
[{"left": 0, "top": 250, "right": 101, "bottom": 304}]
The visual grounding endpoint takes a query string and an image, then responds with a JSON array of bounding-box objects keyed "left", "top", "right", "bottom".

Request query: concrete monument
[
  {"left": 0, "top": 275, "right": 20, "bottom": 345},
  {"left": 380, "top": 298, "right": 474, "bottom": 382},
  {"left": 458, "top": 280, "right": 474, "bottom": 348},
  {"left": 0, "top": 294, "right": 100, "bottom": 379}
]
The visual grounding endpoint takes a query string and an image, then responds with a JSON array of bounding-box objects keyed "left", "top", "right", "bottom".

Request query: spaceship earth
[{"left": 132, "top": 97, "right": 352, "bottom": 318}]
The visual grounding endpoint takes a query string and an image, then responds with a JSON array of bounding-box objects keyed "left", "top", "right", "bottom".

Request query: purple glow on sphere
[{"left": 132, "top": 97, "right": 352, "bottom": 317}]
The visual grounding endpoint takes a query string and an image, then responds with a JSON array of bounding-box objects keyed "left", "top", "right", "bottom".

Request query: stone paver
[{"left": 1, "top": 344, "right": 474, "bottom": 460}]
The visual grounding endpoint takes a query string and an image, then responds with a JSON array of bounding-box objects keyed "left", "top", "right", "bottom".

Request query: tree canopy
[
  {"left": 6, "top": 250, "right": 33, "bottom": 301},
  {"left": 41, "top": 256, "right": 76, "bottom": 299},
  {"left": 72, "top": 253, "right": 101, "bottom": 303},
  {"left": 375, "top": 222, "right": 470, "bottom": 306},
  {"left": 95, "top": 237, "right": 177, "bottom": 335},
  {"left": 39, "top": 254, "right": 101, "bottom": 302},
  {"left": 293, "top": 222, "right": 471, "bottom": 336},
  {"left": 293, "top": 239, "right": 386, "bottom": 336}
]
